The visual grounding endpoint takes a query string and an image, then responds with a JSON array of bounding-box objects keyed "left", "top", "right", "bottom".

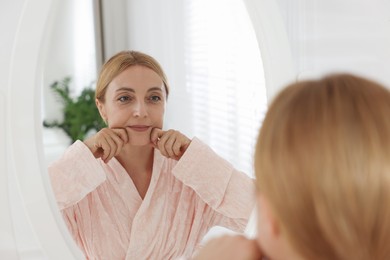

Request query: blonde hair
[
  {"left": 95, "top": 50, "right": 170, "bottom": 102},
  {"left": 255, "top": 74, "right": 390, "bottom": 259}
]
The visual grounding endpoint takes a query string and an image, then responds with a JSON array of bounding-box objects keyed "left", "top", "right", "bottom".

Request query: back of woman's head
[
  {"left": 255, "top": 73, "right": 390, "bottom": 259},
  {"left": 95, "top": 50, "right": 170, "bottom": 102}
]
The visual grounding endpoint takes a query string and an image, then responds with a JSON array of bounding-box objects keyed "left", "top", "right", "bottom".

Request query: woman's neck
[
  {"left": 116, "top": 144, "right": 154, "bottom": 172},
  {"left": 115, "top": 144, "right": 155, "bottom": 199}
]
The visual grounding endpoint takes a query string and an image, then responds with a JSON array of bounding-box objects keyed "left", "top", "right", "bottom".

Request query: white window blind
[{"left": 184, "top": 0, "right": 267, "bottom": 177}]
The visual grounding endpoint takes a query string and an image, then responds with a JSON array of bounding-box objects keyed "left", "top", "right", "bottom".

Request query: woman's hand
[
  {"left": 84, "top": 128, "right": 130, "bottom": 163},
  {"left": 150, "top": 128, "right": 191, "bottom": 160},
  {"left": 193, "top": 235, "right": 263, "bottom": 260}
]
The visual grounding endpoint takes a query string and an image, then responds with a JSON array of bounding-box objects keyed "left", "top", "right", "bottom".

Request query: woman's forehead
[{"left": 109, "top": 66, "right": 163, "bottom": 88}]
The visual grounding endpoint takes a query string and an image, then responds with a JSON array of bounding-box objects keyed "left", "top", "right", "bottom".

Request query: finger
[
  {"left": 150, "top": 127, "right": 164, "bottom": 145},
  {"left": 106, "top": 136, "right": 121, "bottom": 162},
  {"left": 170, "top": 132, "right": 190, "bottom": 159},
  {"left": 85, "top": 138, "right": 98, "bottom": 155},
  {"left": 164, "top": 133, "right": 178, "bottom": 158},
  {"left": 95, "top": 136, "right": 110, "bottom": 161},
  {"left": 157, "top": 137, "right": 168, "bottom": 157},
  {"left": 84, "top": 129, "right": 105, "bottom": 155},
  {"left": 91, "top": 129, "right": 111, "bottom": 157},
  {"left": 172, "top": 138, "right": 182, "bottom": 158},
  {"left": 108, "top": 130, "right": 125, "bottom": 157},
  {"left": 158, "top": 129, "right": 175, "bottom": 157},
  {"left": 112, "top": 128, "right": 129, "bottom": 144},
  {"left": 101, "top": 132, "right": 117, "bottom": 163}
]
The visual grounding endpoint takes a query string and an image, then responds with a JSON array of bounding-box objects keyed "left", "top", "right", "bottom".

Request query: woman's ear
[
  {"left": 257, "top": 193, "right": 303, "bottom": 259},
  {"left": 96, "top": 98, "right": 107, "bottom": 124},
  {"left": 256, "top": 193, "right": 281, "bottom": 257}
]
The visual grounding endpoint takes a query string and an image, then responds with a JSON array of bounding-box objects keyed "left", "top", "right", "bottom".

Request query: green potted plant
[{"left": 43, "top": 77, "right": 106, "bottom": 143}]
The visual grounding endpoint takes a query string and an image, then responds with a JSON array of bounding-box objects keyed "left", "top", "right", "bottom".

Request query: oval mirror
[{"left": 3, "top": 0, "right": 293, "bottom": 258}]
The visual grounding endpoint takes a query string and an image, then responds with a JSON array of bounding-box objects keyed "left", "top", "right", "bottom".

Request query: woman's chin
[{"left": 128, "top": 132, "right": 152, "bottom": 146}]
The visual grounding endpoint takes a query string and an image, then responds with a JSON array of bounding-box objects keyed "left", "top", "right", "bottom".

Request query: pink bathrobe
[{"left": 48, "top": 137, "right": 255, "bottom": 260}]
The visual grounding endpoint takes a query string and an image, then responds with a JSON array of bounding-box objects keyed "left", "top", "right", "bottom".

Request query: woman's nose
[{"left": 132, "top": 101, "right": 147, "bottom": 117}]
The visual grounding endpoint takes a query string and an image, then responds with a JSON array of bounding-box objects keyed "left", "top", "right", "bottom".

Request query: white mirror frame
[
  {"left": 4, "top": 0, "right": 82, "bottom": 258},
  {"left": 2, "top": 0, "right": 294, "bottom": 258},
  {"left": 243, "top": 0, "right": 295, "bottom": 100}
]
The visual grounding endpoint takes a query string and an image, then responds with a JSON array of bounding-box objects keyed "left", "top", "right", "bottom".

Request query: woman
[
  {"left": 48, "top": 50, "right": 255, "bottom": 259},
  {"left": 195, "top": 73, "right": 390, "bottom": 259}
]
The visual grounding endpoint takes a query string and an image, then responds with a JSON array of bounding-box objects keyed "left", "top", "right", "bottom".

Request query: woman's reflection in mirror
[{"left": 48, "top": 50, "right": 255, "bottom": 259}]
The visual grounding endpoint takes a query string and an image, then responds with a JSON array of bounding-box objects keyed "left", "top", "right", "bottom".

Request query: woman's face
[{"left": 97, "top": 65, "right": 166, "bottom": 146}]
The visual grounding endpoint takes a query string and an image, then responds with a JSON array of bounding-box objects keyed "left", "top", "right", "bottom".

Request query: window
[{"left": 184, "top": 0, "right": 267, "bottom": 177}]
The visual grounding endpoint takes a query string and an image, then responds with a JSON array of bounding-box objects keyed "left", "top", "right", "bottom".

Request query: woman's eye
[
  {"left": 118, "top": 96, "right": 130, "bottom": 102},
  {"left": 149, "top": 95, "right": 162, "bottom": 102}
]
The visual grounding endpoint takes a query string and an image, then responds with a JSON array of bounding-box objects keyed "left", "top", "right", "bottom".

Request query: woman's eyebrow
[
  {"left": 116, "top": 87, "right": 135, "bottom": 93},
  {"left": 147, "top": 87, "right": 163, "bottom": 92},
  {"left": 115, "top": 86, "right": 163, "bottom": 93}
]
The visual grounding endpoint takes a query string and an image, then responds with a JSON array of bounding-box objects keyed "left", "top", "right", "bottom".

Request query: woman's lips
[{"left": 128, "top": 125, "right": 151, "bottom": 132}]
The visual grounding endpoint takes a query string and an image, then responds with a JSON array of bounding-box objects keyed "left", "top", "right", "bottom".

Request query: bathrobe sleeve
[
  {"left": 172, "top": 137, "right": 256, "bottom": 232},
  {"left": 47, "top": 140, "right": 107, "bottom": 210}
]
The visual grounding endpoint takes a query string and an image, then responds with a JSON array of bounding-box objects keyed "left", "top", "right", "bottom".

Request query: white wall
[{"left": 276, "top": 0, "right": 390, "bottom": 87}]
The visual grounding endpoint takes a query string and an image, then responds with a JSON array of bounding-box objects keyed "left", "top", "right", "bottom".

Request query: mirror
[{"left": 2, "top": 0, "right": 294, "bottom": 258}]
